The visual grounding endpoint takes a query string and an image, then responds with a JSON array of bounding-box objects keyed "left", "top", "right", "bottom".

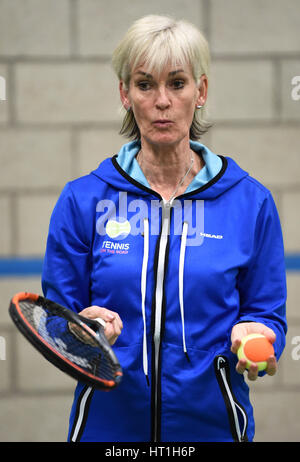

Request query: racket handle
[{"left": 94, "top": 317, "right": 106, "bottom": 329}]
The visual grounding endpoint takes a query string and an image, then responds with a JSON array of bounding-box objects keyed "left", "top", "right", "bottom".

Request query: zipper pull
[
  {"left": 163, "top": 197, "right": 174, "bottom": 209},
  {"left": 214, "top": 355, "right": 248, "bottom": 443},
  {"left": 215, "top": 355, "right": 227, "bottom": 371}
]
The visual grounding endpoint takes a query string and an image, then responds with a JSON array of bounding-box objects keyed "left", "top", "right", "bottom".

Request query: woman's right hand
[{"left": 78, "top": 305, "right": 123, "bottom": 345}]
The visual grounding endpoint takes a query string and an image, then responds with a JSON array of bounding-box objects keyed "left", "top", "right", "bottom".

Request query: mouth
[{"left": 152, "top": 119, "right": 174, "bottom": 128}]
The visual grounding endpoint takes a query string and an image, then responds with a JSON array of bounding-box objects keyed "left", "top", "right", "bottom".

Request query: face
[{"left": 120, "top": 62, "right": 207, "bottom": 148}]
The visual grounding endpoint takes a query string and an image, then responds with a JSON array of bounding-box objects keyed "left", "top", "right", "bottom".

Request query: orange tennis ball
[{"left": 237, "top": 333, "right": 275, "bottom": 371}]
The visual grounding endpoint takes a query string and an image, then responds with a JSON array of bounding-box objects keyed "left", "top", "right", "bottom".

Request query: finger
[
  {"left": 111, "top": 319, "right": 122, "bottom": 338},
  {"left": 103, "top": 314, "right": 123, "bottom": 343},
  {"left": 98, "top": 308, "right": 124, "bottom": 332},
  {"left": 112, "top": 313, "right": 123, "bottom": 333},
  {"left": 266, "top": 355, "right": 277, "bottom": 376},
  {"left": 110, "top": 310, "right": 123, "bottom": 329},
  {"left": 231, "top": 338, "right": 242, "bottom": 354},
  {"left": 247, "top": 363, "right": 258, "bottom": 381},
  {"left": 96, "top": 307, "right": 116, "bottom": 323},
  {"left": 81, "top": 306, "right": 116, "bottom": 323},
  {"left": 104, "top": 322, "right": 120, "bottom": 346},
  {"left": 236, "top": 358, "right": 248, "bottom": 375},
  {"left": 236, "top": 359, "right": 259, "bottom": 380},
  {"left": 104, "top": 322, "right": 116, "bottom": 343}
]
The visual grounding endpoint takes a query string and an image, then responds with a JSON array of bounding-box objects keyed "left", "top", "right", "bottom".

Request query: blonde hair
[{"left": 112, "top": 15, "right": 212, "bottom": 140}]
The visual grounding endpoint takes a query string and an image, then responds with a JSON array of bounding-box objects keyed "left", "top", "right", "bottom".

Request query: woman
[{"left": 42, "top": 15, "right": 287, "bottom": 442}]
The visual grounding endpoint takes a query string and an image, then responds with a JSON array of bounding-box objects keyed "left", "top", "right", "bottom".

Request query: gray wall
[{"left": 0, "top": 0, "right": 299, "bottom": 442}]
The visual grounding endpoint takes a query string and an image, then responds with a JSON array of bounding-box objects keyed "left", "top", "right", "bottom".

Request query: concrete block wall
[{"left": 0, "top": 0, "right": 299, "bottom": 442}]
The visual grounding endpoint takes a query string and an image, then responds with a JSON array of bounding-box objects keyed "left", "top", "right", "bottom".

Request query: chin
[{"left": 146, "top": 132, "right": 185, "bottom": 147}]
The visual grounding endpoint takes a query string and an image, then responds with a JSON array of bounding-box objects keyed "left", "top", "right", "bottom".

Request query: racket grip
[{"left": 94, "top": 317, "right": 106, "bottom": 329}]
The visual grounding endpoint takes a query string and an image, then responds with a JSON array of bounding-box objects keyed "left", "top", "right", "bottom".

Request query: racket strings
[{"left": 19, "top": 300, "right": 117, "bottom": 382}]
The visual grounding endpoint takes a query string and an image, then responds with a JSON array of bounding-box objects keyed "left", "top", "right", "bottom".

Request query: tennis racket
[{"left": 9, "top": 292, "right": 122, "bottom": 391}]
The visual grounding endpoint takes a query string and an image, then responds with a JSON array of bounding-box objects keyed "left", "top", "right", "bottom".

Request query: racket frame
[{"left": 9, "top": 292, "right": 122, "bottom": 391}]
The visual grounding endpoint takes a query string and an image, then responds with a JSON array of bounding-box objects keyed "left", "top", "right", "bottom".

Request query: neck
[{"left": 137, "top": 138, "right": 203, "bottom": 201}]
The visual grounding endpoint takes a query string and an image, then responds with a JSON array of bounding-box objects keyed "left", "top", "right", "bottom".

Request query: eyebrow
[{"left": 134, "top": 69, "right": 186, "bottom": 79}]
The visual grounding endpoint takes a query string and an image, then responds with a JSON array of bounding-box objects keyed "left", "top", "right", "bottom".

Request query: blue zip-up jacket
[{"left": 42, "top": 141, "right": 287, "bottom": 442}]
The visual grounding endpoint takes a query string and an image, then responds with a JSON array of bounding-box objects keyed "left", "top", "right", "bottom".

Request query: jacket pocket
[
  {"left": 69, "top": 385, "right": 94, "bottom": 442},
  {"left": 214, "top": 355, "right": 248, "bottom": 442}
]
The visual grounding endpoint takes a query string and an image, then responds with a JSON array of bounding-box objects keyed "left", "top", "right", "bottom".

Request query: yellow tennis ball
[{"left": 237, "top": 333, "right": 275, "bottom": 371}]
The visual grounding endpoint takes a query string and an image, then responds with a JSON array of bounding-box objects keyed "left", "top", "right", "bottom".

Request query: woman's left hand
[{"left": 230, "top": 322, "right": 277, "bottom": 381}]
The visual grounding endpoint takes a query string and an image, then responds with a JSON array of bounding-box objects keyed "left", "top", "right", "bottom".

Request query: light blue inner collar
[{"left": 116, "top": 140, "right": 222, "bottom": 193}]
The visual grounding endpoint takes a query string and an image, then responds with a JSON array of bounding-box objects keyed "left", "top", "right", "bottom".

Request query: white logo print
[{"left": 200, "top": 232, "right": 223, "bottom": 239}]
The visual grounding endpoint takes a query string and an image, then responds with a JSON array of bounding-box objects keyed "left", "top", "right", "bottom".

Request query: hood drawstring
[
  {"left": 140, "top": 218, "right": 190, "bottom": 385},
  {"left": 179, "top": 221, "right": 190, "bottom": 362},
  {"left": 141, "top": 217, "right": 150, "bottom": 385}
]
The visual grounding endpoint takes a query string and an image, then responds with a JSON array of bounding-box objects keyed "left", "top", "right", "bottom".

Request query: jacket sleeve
[
  {"left": 236, "top": 191, "right": 287, "bottom": 361},
  {"left": 41, "top": 182, "right": 91, "bottom": 314}
]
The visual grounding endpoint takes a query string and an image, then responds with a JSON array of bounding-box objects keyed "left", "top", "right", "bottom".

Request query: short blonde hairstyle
[{"left": 112, "top": 15, "right": 212, "bottom": 140}]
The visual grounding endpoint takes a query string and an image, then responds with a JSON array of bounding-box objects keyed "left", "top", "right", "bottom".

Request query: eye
[
  {"left": 171, "top": 79, "right": 185, "bottom": 89},
  {"left": 137, "top": 81, "right": 152, "bottom": 91}
]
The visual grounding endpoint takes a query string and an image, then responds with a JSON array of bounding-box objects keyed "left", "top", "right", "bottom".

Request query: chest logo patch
[{"left": 106, "top": 219, "right": 131, "bottom": 239}]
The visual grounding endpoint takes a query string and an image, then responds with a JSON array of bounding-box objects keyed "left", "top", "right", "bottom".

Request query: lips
[{"left": 153, "top": 119, "right": 173, "bottom": 127}]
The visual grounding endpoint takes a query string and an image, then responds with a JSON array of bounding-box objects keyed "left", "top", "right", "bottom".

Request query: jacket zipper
[
  {"left": 152, "top": 199, "right": 172, "bottom": 442},
  {"left": 214, "top": 355, "right": 248, "bottom": 442}
]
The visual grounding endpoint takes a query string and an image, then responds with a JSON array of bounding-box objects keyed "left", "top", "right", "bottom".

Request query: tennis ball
[{"left": 237, "top": 333, "right": 275, "bottom": 371}]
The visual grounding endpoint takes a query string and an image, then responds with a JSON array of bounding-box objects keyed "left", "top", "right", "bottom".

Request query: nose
[{"left": 155, "top": 86, "right": 171, "bottom": 110}]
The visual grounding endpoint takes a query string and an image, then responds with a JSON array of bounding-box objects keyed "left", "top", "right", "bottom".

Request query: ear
[
  {"left": 196, "top": 74, "right": 208, "bottom": 108},
  {"left": 119, "top": 80, "right": 131, "bottom": 111}
]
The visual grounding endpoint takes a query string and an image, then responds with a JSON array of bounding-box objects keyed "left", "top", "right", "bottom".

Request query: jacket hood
[{"left": 91, "top": 141, "right": 249, "bottom": 200}]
